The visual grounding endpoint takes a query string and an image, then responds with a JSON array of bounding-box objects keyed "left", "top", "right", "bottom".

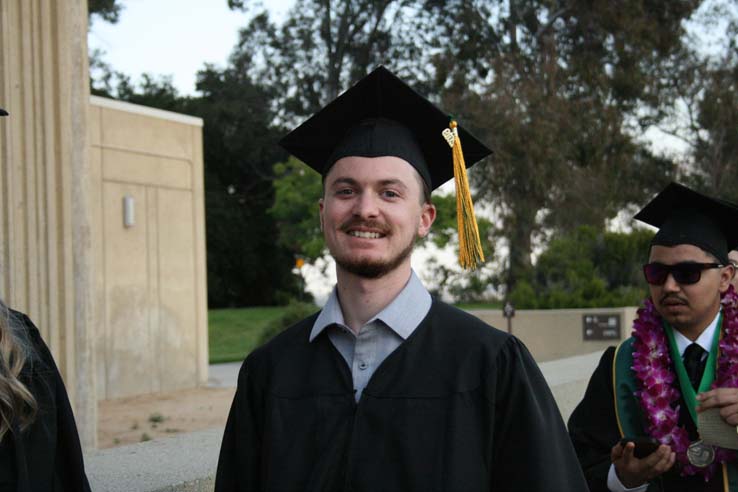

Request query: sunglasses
[{"left": 643, "top": 262, "right": 726, "bottom": 286}]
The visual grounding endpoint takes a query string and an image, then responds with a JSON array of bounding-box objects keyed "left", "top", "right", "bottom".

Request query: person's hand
[
  {"left": 697, "top": 388, "right": 738, "bottom": 424},
  {"left": 611, "top": 441, "right": 675, "bottom": 488}
]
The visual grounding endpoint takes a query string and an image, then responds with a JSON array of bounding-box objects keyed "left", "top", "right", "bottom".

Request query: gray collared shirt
[{"left": 310, "top": 271, "right": 432, "bottom": 401}]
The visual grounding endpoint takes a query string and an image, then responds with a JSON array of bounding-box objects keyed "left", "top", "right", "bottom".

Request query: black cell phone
[{"left": 619, "top": 437, "right": 660, "bottom": 459}]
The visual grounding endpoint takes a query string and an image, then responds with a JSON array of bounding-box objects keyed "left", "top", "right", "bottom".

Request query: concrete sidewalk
[
  {"left": 539, "top": 350, "right": 603, "bottom": 422},
  {"left": 207, "top": 362, "right": 241, "bottom": 388},
  {"left": 87, "top": 427, "right": 221, "bottom": 492}
]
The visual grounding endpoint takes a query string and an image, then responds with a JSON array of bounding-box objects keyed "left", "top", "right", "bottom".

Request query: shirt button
[{"left": 358, "top": 361, "right": 367, "bottom": 370}]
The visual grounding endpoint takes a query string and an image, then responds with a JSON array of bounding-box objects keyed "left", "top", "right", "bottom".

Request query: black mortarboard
[
  {"left": 279, "top": 66, "right": 493, "bottom": 270},
  {"left": 634, "top": 182, "right": 738, "bottom": 264},
  {"left": 0, "top": 108, "right": 7, "bottom": 116},
  {"left": 279, "top": 66, "right": 492, "bottom": 191}
]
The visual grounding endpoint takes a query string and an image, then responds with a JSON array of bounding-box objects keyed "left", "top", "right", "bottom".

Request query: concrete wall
[
  {"left": 471, "top": 306, "right": 637, "bottom": 362},
  {"left": 89, "top": 97, "right": 208, "bottom": 399},
  {"left": 0, "top": 0, "right": 97, "bottom": 448}
]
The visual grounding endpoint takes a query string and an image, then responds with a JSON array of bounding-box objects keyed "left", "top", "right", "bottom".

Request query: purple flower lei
[{"left": 631, "top": 285, "right": 738, "bottom": 481}]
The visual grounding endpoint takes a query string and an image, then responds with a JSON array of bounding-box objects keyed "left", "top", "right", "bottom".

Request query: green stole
[{"left": 613, "top": 318, "right": 738, "bottom": 491}]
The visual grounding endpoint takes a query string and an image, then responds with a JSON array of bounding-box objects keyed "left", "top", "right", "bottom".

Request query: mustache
[
  {"left": 660, "top": 293, "right": 688, "bottom": 305},
  {"left": 339, "top": 219, "right": 391, "bottom": 235}
]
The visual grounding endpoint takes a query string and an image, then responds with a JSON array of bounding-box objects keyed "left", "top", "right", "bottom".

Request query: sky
[{"left": 88, "top": 0, "right": 295, "bottom": 96}]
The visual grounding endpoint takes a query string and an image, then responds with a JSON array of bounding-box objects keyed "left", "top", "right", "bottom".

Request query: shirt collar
[
  {"left": 672, "top": 309, "right": 721, "bottom": 357},
  {"left": 310, "top": 270, "right": 431, "bottom": 342}
]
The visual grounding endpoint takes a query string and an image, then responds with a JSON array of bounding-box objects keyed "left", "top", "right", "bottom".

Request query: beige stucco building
[
  {"left": 0, "top": 1, "right": 208, "bottom": 448},
  {"left": 89, "top": 97, "right": 207, "bottom": 400}
]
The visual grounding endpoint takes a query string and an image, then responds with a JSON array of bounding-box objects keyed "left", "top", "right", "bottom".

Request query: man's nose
[
  {"left": 352, "top": 192, "right": 379, "bottom": 218},
  {"left": 662, "top": 273, "right": 681, "bottom": 292}
]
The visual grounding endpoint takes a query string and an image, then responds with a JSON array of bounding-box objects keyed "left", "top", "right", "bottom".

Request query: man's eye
[
  {"left": 382, "top": 190, "right": 399, "bottom": 198},
  {"left": 336, "top": 188, "right": 354, "bottom": 196}
]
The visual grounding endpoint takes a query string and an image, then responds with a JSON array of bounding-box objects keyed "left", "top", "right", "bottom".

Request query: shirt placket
[{"left": 352, "top": 323, "right": 378, "bottom": 399}]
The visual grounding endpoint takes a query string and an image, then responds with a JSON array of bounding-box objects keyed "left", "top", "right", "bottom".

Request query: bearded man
[
  {"left": 569, "top": 183, "right": 738, "bottom": 491},
  {"left": 214, "top": 67, "right": 587, "bottom": 492}
]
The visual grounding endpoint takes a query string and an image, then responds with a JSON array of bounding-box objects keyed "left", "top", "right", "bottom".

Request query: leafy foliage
[
  {"left": 88, "top": 0, "right": 122, "bottom": 24},
  {"left": 229, "top": 0, "right": 436, "bottom": 121},
  {"left": 268, "top": 159, "right": 324, "bottom": 260},
  {"left": 428, "top": 0, "right": 698, "bottom": 291},
  {"left": 192, "top": 66, "right": 302, "bottom": 307},
  {"left": 89, "top": 0, "right": 738, "bottom": 306},
  {"left": 657, "top": 4, "right": 738, "bottom": 202},
  {"left": 509, "top": 226, "right": 653, "bottom": 309},
  {"left": 257, "top": 301, "right": 319, "bottom": 346},
  {"left": 228, "top": 0, "right": 703, "bottom": 295},
  {"left": 421, "top": 193, "right": 500, "bottom": 303}
]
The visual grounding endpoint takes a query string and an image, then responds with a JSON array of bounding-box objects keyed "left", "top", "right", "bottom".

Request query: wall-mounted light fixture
[{"left": 123, "top": 195, "right": 135, "bottom": 228}]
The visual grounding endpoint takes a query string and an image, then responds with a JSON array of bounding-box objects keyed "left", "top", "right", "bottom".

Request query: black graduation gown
[
  {"left": 0, "top": 311, "right": 91, "bottom": 492},
  {"left": 568, "top": 347, "right": 728, "bottom": 492},
  {"left": 216, "top": 300, "right": 588, "bottom": 491}
]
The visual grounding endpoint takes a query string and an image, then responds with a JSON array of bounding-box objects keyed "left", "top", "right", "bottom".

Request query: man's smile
[{"left": 347, "top": 230, "right": 385, "bottom": 239}]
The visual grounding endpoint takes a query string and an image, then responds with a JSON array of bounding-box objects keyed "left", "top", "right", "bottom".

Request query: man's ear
[
  {"left": 417, "top": 203, "right": 436, "bottom": 238},
  {"left": 720, "top": 263, "right": 735, "bottom": 292}
]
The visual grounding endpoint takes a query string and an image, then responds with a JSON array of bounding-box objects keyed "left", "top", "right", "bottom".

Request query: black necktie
[{"left": 683, "top": 343, "right": 707, "bottom": 391}]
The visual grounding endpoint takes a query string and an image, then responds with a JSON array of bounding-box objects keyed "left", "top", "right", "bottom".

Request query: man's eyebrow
[
  {"left": 327, "top": 177, "right": 409, "bottom": 189},
  {"left": 328, "top": 177, "right": 358, "bottom": 188},
  {"left": 377, "top": 179, "right": 408, "bottom": 190},
  {"left": 328, "top": 176, "right": 359, "bottom": 189}
]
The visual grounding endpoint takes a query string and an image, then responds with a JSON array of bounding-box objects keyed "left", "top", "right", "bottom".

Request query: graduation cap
[
  {"left": 279, "top": 66, "right": 493, "bottom": 269},
  {"left": 634, "top": 182, "right": 738, "bottom": 264}
]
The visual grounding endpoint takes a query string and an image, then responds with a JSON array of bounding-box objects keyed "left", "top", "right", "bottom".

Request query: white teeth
[{"left": 349, "top": 231, "right": 381, "bottom": 239}]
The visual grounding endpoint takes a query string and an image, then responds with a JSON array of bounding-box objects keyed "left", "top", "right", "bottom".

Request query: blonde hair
[{"left": 0, "top": 302, "right": 37, "bottom": 441}]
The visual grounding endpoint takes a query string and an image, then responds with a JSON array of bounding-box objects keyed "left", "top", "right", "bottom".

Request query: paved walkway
[
  {"left": 207, "top": 362, "right": 241, "bottom": 388},
  {"left": 538, "top": 350, "right": 603, "bottom": 386}
]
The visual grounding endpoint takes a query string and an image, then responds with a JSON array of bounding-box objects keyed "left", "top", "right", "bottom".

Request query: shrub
[{"left": 258, "top": 301, "right": 318, "bottom": 346}]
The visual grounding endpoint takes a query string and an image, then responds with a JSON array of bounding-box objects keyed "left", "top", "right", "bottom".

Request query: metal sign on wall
[{"left": 583, "top": 314, "right": 621, "bottom": 341}]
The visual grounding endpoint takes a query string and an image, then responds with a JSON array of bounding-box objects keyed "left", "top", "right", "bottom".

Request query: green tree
[
  {"left": 268, "top": 159, "right": 324, "bottom": 260},
  {"left": 509, "top": 225, "right": 653, "bottom": 309},
  {"left": 657, "top": 3, "right": 738, "bottom": 202},
  {"left": 191, "top": 65, "right": 301, "bottom": 307},
  {"left": 228, "top": 0, "right": 436, "bottom": 120},
  {"left": 228, "top": 0, "right": 701, "bottom": 297},
  {"left": 428, "top": 0, "right": 698, "bottom": 292}
]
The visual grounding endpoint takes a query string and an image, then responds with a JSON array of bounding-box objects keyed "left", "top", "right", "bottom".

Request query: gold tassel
[{"left": 442, "top": 120, "right": 485, "bottom": 270}]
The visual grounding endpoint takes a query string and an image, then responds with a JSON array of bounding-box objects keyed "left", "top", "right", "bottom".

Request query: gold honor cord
[{"left": 442, "top": 121, "right": 485, "bottom": 270}]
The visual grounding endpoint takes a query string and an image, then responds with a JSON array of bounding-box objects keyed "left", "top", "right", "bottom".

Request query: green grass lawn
[{"left": 208, "top": 307, "right": 284, "bottom": 364}]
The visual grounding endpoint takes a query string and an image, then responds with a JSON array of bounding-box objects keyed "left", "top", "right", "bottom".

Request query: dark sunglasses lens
[
  {"left": 671, "top": 264, "right": 702, "bottom": 285},
  {"left": 644, "top": 264, "right": 668, "bottom": 285}
]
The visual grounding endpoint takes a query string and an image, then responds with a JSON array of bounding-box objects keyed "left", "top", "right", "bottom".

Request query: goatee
[{"left": 334, "top": 236, "right": 416, "bottom": 279}]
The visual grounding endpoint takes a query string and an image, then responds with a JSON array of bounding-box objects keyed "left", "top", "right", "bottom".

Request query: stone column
[{"left": 0, "top": 0, "right": 97, "bottom": 449}]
